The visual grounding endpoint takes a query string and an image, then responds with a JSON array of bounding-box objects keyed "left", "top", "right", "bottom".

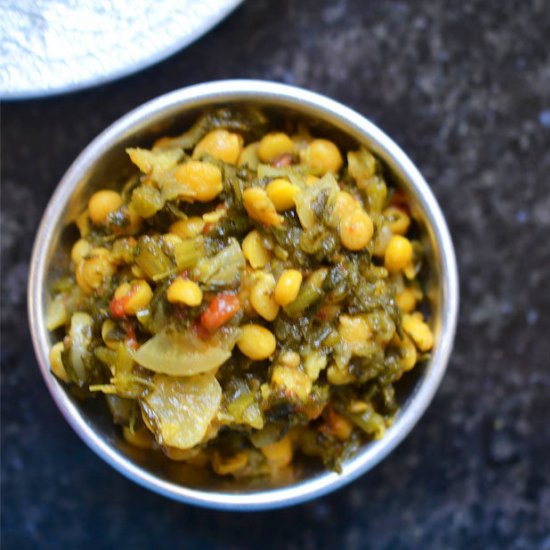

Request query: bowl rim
[{"left": 28, "top": 79, "right": 459, "bottom": 510}]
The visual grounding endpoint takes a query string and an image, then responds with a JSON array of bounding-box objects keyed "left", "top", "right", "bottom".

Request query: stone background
[{"left": 2, "top": 0, "right": 549, "bottom": 548}]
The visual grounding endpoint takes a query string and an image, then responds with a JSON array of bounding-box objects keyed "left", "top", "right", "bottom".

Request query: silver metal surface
[
  {"left": 28, "top": 80, "right": 459, "bottom": 510},
  {"left": 1, "top": 0, "right": 243, "bottom": 99}
]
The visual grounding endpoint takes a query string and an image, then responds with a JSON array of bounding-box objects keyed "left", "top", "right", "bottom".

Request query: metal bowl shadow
[{"left": 28, "top": 80, "right": 459, "bottom": 510}]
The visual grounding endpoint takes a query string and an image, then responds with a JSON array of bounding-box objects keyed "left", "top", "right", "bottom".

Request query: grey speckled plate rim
[
  {"left": 2, "top": 0, "right": 244, "bottom": 101},
  {"left": 28, "top": 80, "right": 459, "bottom": 510}
]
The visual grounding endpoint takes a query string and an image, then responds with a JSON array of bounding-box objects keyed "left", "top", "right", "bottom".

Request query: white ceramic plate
[{"left": 0, "top": 0, "right": 243, "bottom": 99}]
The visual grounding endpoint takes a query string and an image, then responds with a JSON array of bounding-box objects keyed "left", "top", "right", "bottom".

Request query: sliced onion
[
  {"left": 69, "top": 312, "right": 93, "bottom": 384},
  {"left": 133, "top": 329, "right": 235, "bottom": 376},
  {"left": 141, "top": 373, "right": 221, "bottom": 449}
]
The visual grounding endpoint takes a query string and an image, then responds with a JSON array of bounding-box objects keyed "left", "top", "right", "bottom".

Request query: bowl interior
[{"left": 31, "top": 85, "right": 455, "bottom": 508}]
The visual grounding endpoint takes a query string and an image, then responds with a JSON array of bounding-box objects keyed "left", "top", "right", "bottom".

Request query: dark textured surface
[{"left": 2, "top": 0, "right": 550, "bottom": 548}]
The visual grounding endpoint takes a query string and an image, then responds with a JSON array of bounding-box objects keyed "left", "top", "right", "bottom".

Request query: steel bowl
[{"left": 28, "top": 80, "right": 459, "bottom": 510}]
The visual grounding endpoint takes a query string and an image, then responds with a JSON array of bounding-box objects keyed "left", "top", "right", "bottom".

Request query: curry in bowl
[{"left": 46, "top": 109, "right": 433, "bottom": 478}]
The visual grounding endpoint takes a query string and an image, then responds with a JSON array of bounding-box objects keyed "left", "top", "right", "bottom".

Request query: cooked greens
[{"left": 47, "top": 109, "right": 434, "bottom": 477}]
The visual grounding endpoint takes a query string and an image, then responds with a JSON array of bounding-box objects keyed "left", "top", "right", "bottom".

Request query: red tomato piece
[
  {"left": 200, "top": 293, "right": 241, "bottom": 331},
  {"left": 109, "top": 297, "right": 127, "bottom": 318},
  {"left": 109, "top": 284, "right": 140, "bottom": 318}
]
